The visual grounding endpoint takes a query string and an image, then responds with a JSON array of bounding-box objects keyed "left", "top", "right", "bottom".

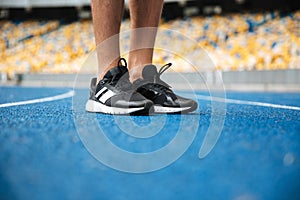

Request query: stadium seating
[{"left": 0, "top": 10, "right": 299, "bottom": 77}]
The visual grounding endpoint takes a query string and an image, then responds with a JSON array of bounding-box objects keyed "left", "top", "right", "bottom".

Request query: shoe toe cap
[{"left": 163, "top": 96, "right": 198, "bottom": 112}]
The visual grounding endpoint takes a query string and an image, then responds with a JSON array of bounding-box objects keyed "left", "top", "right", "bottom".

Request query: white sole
[
  {"left": 85, "top": 99, "right": 145, "bottom": 114},
  {"left": 153, "top": 105, "right": 193, "bottom": 113}
]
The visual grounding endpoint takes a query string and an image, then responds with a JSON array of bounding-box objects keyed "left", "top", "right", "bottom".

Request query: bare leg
[
  {"left": 91, "top": 0, "right": 124, "bottom": 81},
  {"left": 128, "top": 0, "right": 164, "bottom": 82}
]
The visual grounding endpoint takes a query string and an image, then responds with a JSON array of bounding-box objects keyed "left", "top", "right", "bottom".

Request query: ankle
[
  {"left": 97, "top": 59, "right": 120, "bottom": 83},
  {"left": 129, "top": 66, "right": 144, "bottom": 82}
]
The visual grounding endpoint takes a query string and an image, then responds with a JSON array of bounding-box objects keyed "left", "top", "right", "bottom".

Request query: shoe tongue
[
  {"left": 104, "top": 65, "right": 128, "bottom": 79},
  {"left": 142, "top": 65, "right": 158, "bottom": 81}
]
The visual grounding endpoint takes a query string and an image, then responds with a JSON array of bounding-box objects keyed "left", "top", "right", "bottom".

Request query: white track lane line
[
  {"left": 0, "top": 90, "right": 75, "bottom": 108},
  {"left": 196, "top": 94, "right": 300, "bottom": 111}
]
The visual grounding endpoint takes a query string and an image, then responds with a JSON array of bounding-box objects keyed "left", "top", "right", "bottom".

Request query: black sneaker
[
  {"left": 133, "top": 63, "right": 198, "bottom": 114},
  {"left": 85, "top": 58, "right": 153, "bottom": 115}
]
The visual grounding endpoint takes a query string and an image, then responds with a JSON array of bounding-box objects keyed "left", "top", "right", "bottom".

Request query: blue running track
[{"left": 0, "top": 86, "right": 300, "bottom": 200}]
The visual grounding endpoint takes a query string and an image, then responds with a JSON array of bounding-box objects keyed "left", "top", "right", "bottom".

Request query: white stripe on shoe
[
  {"left": 95, "top": 87, "right": 108, "bottom": 98},
  {"left": 99, "top": 90, "right": 116, "bottom": 104}
]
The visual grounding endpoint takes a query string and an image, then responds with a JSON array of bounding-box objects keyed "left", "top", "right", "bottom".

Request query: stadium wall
[{"left": 5, "top": 70, "right": 300, "bottom": 92}]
